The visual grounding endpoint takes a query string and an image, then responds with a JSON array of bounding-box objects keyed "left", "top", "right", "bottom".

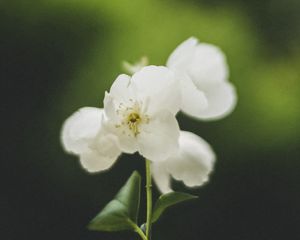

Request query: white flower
[
  {"left": 103, "top": 65, "right": 181, "bottom": 162},
  {"left": 61, "top": 66, "right": 181, "bottom": 172},
  {"left": 61, "top": 107, "right": 121, "bottom": 173},
  {"left": 167, "top": 37, "right": 237, "bottom": 120},
  {"left": 151, "top": 131, "right": 215, "bottom": 193}
]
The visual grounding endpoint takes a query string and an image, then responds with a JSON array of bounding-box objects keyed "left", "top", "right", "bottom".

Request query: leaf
[
  {"left": 88, "top": 171, "right": 141, "bottom": 232},
  {"left": 152, "top": 192, "right": 198, "bottom": 223}
]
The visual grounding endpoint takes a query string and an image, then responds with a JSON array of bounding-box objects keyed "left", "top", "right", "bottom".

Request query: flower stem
[
  {"left": 128, "top": 219, "right": 148, "bottom": 240},
  {"left": 136, "top": 227, "right": 148, "bottom": 240},
  {"left": 145, "top": 159, "right": 152, "bottom": 239}
]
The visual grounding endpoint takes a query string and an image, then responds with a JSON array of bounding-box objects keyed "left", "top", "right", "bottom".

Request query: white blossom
[
  {"left": 167, "top": 37, "right": 237, "bottom": 120},
  {"left": 103, "top": 65, "right": 181, "bottom": 162},
  {"left": 61, "top": 66, "right": 182, "bottom": 172},
  {"left": 151, "top": 131, "right": 216, "bottom": 193},
  {"left": 61, "top": 38, "right": 235, "bottom": 182},
  {"left": 61, "top": 107, "right": 121, "bottom": 172}
]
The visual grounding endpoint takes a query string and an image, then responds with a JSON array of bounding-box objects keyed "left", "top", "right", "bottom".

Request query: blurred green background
[{"left": 2, "top": 0, "right": 300, "bottom": 239}]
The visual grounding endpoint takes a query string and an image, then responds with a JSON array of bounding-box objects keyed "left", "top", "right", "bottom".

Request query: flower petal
[
  {"left": 79, "top": 133, "right": 121, "bottom": 173},
  {"left": 167, "top": 131, "right": 215, "bottom": 188},
  {"left": 104, "top": 74, "right": 135, "bottom": 119},
  {"left": 152, "top": 131, "right": 215, "bottom": 193},
  {"left": 80, "top": 151, "right": 111, "bottom": 173},
  {"left": 103, "top": 92, "right": 120, "bottom": 124},
  {"left": 61, "top": 107, "right": 103, "bottom": 154},
  {"left": 193, "top": 81, "right": 237, "bottom": 120},
  {"left": 137, "top": 111, "right": 180, "bottom": 162},
  {"left": 131, "top": 66, "right": 181, "bottom": 115},
  {"left": 108, "top": 74, "right": 133, "bottom": 103},
  {"left": 178, "top": 73, "right": 208, "bottom": 118},
  {"left": 102, "top": 103, "right": 139, "bottom": 154},
  {"left": 188, "top": 43, "right": 229, "bottom": 86},
  {"left": 166, "top": 38, "right": 236, "bottom": 120},
  {"left": 151, "top": 162, "right": 172, "bottom": 194},
  {"left": 113, "top": 130, "right": 138, "bottom": 154},
  {"left": 166, "top": 37, "right": 198, "bottom": 69}
]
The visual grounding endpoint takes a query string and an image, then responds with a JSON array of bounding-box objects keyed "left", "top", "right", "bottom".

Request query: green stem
[
  {"left": 128, "top": 219, "right": 147, "bottom": 240},
  {"left": 145, "top": 159, "right": 152, "bottom": 239},
  {"left": 135, "top": 226, "right": 148, "bottom": 240}
]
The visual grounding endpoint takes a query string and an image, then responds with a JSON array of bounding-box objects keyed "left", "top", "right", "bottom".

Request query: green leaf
[
  {"left": 152, "top": 192, "right": 198, "bottom": 223},
  {"left": 88, "top": 171, "right": 141, "bottom": 232}
]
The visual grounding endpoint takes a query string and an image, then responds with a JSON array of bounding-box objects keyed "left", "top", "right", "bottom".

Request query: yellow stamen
[{"left": 127, "top": 112, "right": 141, "bottom": 136}]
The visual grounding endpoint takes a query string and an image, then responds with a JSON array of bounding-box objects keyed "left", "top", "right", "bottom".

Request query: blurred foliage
[
  {"left": 2, "top": 0, "right": 299, "bottom": 239},
  {"left": 189, "top": 0, "right": 300, "bottom": 54}
]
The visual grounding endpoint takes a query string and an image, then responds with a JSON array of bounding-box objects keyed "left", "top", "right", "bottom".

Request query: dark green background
[{"left": 2, "top": 0, "right": 300, "bottom": 239}]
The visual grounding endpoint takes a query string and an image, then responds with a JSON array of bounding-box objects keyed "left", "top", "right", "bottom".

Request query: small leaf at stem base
[
  {"left": 88, "top": 171, "right": 141, "bottom": 232},
  {"left": 152, "top": 192, "right": 198, "bottom": 223}
]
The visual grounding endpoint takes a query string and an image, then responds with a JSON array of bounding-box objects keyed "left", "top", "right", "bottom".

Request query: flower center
[
  {"left": 127, "top": 112, "right": 141, "bottom": 136},
  {"left": 115, "top": 100, "right": 149, "bottom": 137}
]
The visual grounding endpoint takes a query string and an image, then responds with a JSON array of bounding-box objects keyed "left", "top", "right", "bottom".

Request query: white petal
[
  {"left": 79, "top": 133, "right": 121, "bottom": 173},
  {"left": 104, "top": 74, "right": 136, "bottom": 119},
  {"left": 166, "top": 38, "right": 236, "bottom": 120},
  {"left": 151, "top": 131, "right": 215, "bottom": 193},
  {"left": 101, "top": 111, "right": 139, "bottom": 154},
  {"left": 80, "top": 151, "right": 111, "bottom": 173},
  {"left": 166, "top": 37, "right": 198, "bottom": 69},
  {"left": 114, "top": 131, "right": 138, "bottom": 154},
  {"left": 108, "top": 74, "right": 133, "bottom": 103},
  {"left": 103, "top": 92, "right": 119, "bottom": 123},
  {"left": 193, "top": 82, "right": 237, "bottom": 120},
  {"left": 178, "top": 73, "right": 208, "bottom": 118},
  {"left": 137, "top": 111, "right": 180, "bottom": 162},
  {"left": 166, "top": 131, "right": 215, "bottom": 188},
  {"left": 61, "top": 107, "right": 103, "bottom": 154},
  {"left": 188, "top": 43, "right": 229, "bottom": 87},
  {"left": 131, "top": 66, "right": 181, "bottom": 115},
  {"left": 79, "top": 150, "right": 119, "bottom": 173},
  {"left": 151, "top": 162, "right": 172, "bottom": 194}
]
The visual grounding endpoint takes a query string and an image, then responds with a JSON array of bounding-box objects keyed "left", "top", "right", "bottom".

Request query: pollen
[
  {"left": 115, "top": 100, "right": 149, "bottom": 137},
  {"left": 127, "top": 112, "right": 141, "bottom": 136}
]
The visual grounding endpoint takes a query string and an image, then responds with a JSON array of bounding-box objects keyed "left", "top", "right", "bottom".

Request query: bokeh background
[{"left": 2, "top": 0, "right": 300, "bottom": 239}]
